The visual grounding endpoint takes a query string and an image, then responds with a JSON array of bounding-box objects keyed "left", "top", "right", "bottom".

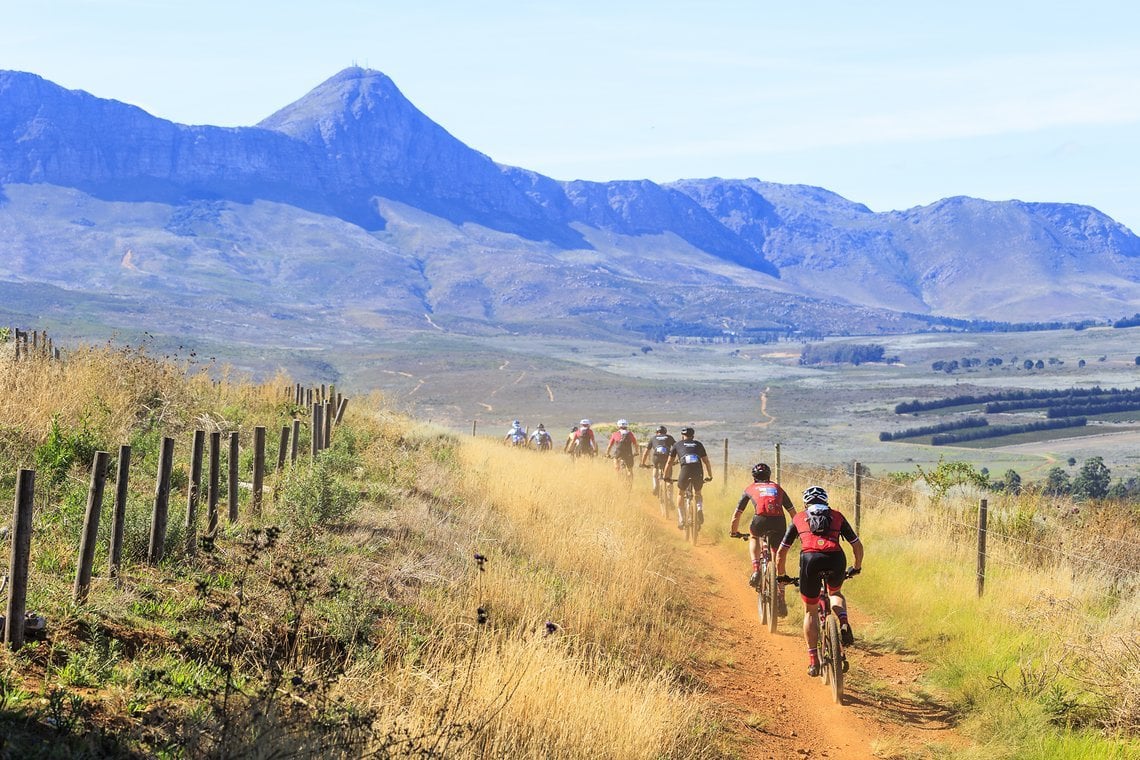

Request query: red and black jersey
[
  {"left": 781, "top": 509, "right": 859, "bottom": 554},
  {"left": 738, "top": 481, "right": 788, "bottom": 517}
]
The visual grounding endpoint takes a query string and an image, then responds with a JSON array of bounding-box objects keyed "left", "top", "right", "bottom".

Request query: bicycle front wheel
[{"left": 688, "top": 498, "right": 698, "bottom": 545}]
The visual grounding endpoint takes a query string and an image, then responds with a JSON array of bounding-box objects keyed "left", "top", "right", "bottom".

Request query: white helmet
[
  {"left": 580, "top": 419, "right": 591, "bottom": 427},
  {"left": 617, "top": 419, "right": 628, "bottom": 428}
]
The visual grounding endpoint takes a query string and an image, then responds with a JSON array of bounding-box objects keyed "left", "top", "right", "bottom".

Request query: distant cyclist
[
  {"left": 775, "top": 486, "right": 863, "bottom": 677},
  {"left": 563, "top": 425, "right": 579, "bottom": 454},
  {"left": 640, "top": 425, "right": 676, "bottom": 495},
  {"left": 663, "top": 427, "right": 712, "bottom": 530},
  {"left": 504, "top": 420, "right": 527, "bottom": 447},
  {"left": 530, "top": 423, "right": 553, "bottom": 451},
  {"left": 605, "top": 419, "right": 639, "bottom": 474},
  {"left": 569, "top": 419, "right": 597, "bottom": 457},
  {"left": 728, "top": 463, "right": 796, "bottom": 616}
]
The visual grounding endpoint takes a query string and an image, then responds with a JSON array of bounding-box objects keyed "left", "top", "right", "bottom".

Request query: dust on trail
[{"left": 651, "top": 503, "right": 962, "bottom": 759}]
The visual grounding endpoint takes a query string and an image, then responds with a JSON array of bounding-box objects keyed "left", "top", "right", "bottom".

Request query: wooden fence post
[
  {"left": 148, "top": 437, "right": 175, "bottom": 564},
  {"left": 472, "top": 420, "right": 477, "bottom": 437},
  {"left": 185, "top": 430, "right": 205, "bottom": 555},
  {"left": 74, "top": 451, "right": 110, "bottom": 605},
  {"left": 207, "top": 431, "right": 221, "bottom": 539},
  {"left": 228, "top": 432, "right": 239, "bottom": 523},
  {"left": 334, "top": 396, "right": 348, "bottom": 426},
  {"left": 290, "top": 419, "right": 300, "bottom": 464},
  {"left": 276, "top": 425, "right": 290, "bottom": 472},
  {"left": 722, "top": 437, "right": 728, "bottom": 493},
  {"left": 324, "top": 399, "right": 334, "bottom": 446},
  {"left": 976, "top": 498, "right": 988, "bottom": 597},
  {"left": 774, "top": 443, "right": 781, "bottom": 483},
  {"left": 311, "top": 403, "right": 323, "bottom": 457},
  {"left": 853, "top": 462, "right": 862, "bottom": 534},
  {"left": 108, "top": 445, "right": 131, "bottom": 580},
  {"left": 252, "top": 426, "right": 266, "bottom": 517},
  {"left": 6, "top": 469, "right": 35, "bottom": 650}
]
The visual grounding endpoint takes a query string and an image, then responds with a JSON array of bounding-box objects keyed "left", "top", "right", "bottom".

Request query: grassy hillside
[{"left": 0, "top": 338, "right": 1137, "bottom": 758}]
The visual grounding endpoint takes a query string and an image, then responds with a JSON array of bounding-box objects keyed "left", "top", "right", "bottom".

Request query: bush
[{"left": 279, "top": 457, "right": 359, "bottom": 530}]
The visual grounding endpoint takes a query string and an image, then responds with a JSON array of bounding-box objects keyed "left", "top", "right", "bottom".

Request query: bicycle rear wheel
[
  {"left": 688, "top": 496, "right": 699, "bottom": 545},
  {"left": 757, "top": 560, "right": 769, "bottom": 625},
  {"left": 765, "top": 558, "right": 779, "bottom": 634},
  {"left": 825, "top": 613, "right": 844, "bottom": 704}
]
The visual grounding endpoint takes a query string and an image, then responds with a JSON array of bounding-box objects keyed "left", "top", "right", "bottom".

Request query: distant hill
[{"left": 2, "top": 66, "right": 1139, "bottom": 347}]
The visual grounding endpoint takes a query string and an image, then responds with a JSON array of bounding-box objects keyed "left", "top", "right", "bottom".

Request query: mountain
[{"left": 1, "top": 66, "right": 1139, "bottom": 348}]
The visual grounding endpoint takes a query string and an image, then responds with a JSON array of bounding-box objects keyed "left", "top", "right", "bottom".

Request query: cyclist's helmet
[
  {"left": 680, "top": 426, "right": 695, "bottom": 437},
  {"left": 537, "top": 423, "right": 545, "bottom": 430},
  {"left": 656, "top": 425, "right": 667, "bottom": 434},
  {"left": 580, "top": 419, "right": 591, "bottom": 427},
  {"left": 751, "top": 463, "right": 771, "bottom": 481},
  {"left": 802, "top": 486, "right": 829, "bottom": 505},
  {"left": 617, "top": 419, "right": 629, "bottom": 428},
  {"left": 512, "top": 419, "right": 521, "bottom": 427}
]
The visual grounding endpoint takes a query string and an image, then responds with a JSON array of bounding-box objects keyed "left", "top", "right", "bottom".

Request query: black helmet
[
  {"left": 751, "top": 463, "right": 771, "bottom": 481},
  {"left": 802, "top": 486, "right": 829, "bottom": 505},
  {"left": 656, "top": 425, "right": 667, "bottom": 434},
  {"left": 680, "top": 426, "right": 695, "bottom": 437}
]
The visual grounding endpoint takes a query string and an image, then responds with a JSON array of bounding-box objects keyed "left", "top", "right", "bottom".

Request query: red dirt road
[{"left": 660, "top": 518, "right": 963, "bottom": 759}]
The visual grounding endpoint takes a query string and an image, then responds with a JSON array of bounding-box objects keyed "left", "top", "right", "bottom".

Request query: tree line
[
  {"left": 929, "top": 417, "right": 1086, "bottom": 446},
  {"left": 879, "top": 416, "right": 988, "bottom": 442}
]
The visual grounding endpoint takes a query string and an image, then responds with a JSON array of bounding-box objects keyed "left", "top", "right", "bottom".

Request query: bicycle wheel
[
  {"left": 657, "top": 472, "right": 668, "bottom": 518},
  {"left": 825, "top": 613, "right": 844, "bottom": 704},
  {"left": 684, "top": 496, "right": 693, "bottom": 544},
  {"left": 765, "top": 558, "right": 779, "bottom": 634},
  {"left": 757, "top": 564, "right": 769, "bottom": 626}
]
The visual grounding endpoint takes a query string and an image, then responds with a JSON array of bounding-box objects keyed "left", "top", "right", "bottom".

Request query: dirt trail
[{"left": 658, "top": 511, "right": 961, "bottom": 759}]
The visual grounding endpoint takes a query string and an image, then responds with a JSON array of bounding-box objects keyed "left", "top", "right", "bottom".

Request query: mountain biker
[
  {"left": 605, "top": 419, "right": 639, "bottom": 473},
  {"left": 775, "top": 486, "right": 863, "bottom": 677},
  {"left": 640, "top": 425, "right": 676, "bottom": 495},
  {"left": 570, "top": 419, "right": 597, "bottom": 457},
  {"left": 728, "top": 462, "right": 796, "bottom": 616},
  {"left": 504, "top": 419, "right": 527, "bottom": 446},
  {"left": 563, "top": 425, "right": 579, "bottom": 454},
  {"left": 663, "top": 427, "right": 712, "bottom": 530},
  {"left": 530, "top": 423, "right": 553, "bottom": 451}
]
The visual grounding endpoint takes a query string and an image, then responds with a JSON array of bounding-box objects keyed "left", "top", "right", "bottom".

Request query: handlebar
[
  {"left": 777, "top": 567, "right": 860, "bottom": 587},
  {"left": 729, "top": 531, "right": 750, "bottom": 541}
]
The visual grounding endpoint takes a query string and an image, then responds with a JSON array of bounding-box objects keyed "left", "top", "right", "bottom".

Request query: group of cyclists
[{"left": 503, "top": 415, "right": 866, "bottom": 678}]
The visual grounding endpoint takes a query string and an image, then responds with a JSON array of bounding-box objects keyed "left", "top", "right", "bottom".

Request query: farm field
[{"left": 336, "top": 325, "right": 1140, "bottom": 483}]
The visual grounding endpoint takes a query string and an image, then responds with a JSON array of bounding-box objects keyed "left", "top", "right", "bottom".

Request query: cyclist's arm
[
  {"left": 775, "top": 524, "right": 798, "bottom": 575},
  {"left": 663, "top": 452, "right": 677, "bottom": 478},
  {"left": 729, "top": 495, "right": 749, "bottom": 534},
  {"left": 781, "top": 490, "right": 796, "bottom": 517},
  {"left": 700, "top": 456, "right": 713, "bottom": 479},
  {"left": 841, "top": 520, "right": 863, "bottom": 571}
]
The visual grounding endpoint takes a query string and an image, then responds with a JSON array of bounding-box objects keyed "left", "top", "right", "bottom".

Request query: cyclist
[
  {"left": 563, "top": 425, "right": 579, "bottom": 454},
  {"left": 640, "top": 425, "right": 676, "bottom": 495},
  {"left": 605, "top": 419, "right": 639, "bottom": 475},
  {"left": 530, "top": 423, "right": 553, "bottom": 451},
  {"left": 663, "top": 426, "right": 712, "bottom": 530},
  {"left": 569, "top": 419, "right": 597, "bottom": 457},
  {"left": 504, "top": 420, "right": 527, "bottom": 446},
  {"left": 775, "top": 486, "right": 863, "bottom": 677},
  {"left": 728, "top": 462, "right": 796, "bottom": 616}
]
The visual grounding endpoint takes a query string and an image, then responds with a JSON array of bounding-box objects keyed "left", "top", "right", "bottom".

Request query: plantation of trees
[
  {"left": 878, "top": 416, "right": 988, "bottom": 442},
  {"left": 929, "top": 417, "right": 1086, "bottom": 445}
]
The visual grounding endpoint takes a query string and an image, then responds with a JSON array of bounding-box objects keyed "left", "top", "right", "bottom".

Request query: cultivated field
[{"left": 337, "top": 325, "right": 1140, "bottom": 483}]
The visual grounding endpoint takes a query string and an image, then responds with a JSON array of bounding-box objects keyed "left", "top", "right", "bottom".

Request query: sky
[{"left": 4, "top": 1, "right": 1139, "bottom": 231}]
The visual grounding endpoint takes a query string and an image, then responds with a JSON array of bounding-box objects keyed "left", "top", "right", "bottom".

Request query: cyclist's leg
[
  {"left": 691, "top": 476, "right": 704, "bottom": 524},
  {"left": 822, "top": 551, "right": 853, "bottom": 643},
  {"left": 800, "top": 553, "right": 829, "bottom": 670}
]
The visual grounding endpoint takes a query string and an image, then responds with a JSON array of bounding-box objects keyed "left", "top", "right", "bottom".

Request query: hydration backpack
[
  {"left": 807, "top": 506, "right": 832, "bottom": 535},
  {"left": 615, "top": 430, "right": 634, "bottom": 457}
]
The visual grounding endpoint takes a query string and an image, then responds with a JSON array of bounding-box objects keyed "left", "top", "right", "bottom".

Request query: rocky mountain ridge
[{"left": 2, "top": 66, "right": 1139, "bottom": 343}]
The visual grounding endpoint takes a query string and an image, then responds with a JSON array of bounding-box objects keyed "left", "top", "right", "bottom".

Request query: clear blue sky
[{"left": 4, "top": 1, "right": 1139, "bottom": 231}]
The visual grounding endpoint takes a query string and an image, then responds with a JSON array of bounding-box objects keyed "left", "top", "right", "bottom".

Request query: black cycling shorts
[
  {"left": 749, "top": 515, "right": 786, "bottom": 549},
  {"left": 677, "top": 464, "right": 705, "bottom": 495},
  {"left": 798, "top": 550, "right": 847, "bottom": 603}
]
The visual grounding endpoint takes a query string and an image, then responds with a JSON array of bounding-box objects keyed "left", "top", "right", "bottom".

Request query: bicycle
[
  {"left": 777, "top": 568, "right": 859, "bottom": 704},
  {"left": 731, "top": 531, "right": 779, "bottom": 633},
  {"left": 612, "top": 455, "right": 635, "bottom": 489},
  {"left": 666, "top": 477, "right": 710, "bottom": 545},
  {"left": 642, "top": 462, "right": 673, "bottom": 518}
]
